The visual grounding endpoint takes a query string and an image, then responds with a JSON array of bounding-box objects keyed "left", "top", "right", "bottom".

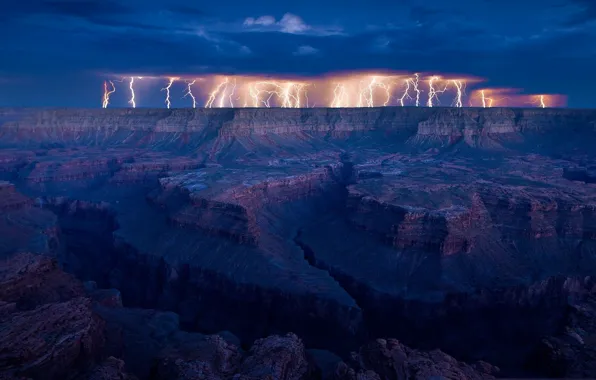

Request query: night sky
[{"left": 1, "top": 0, "right": 595, "bottom": 108}]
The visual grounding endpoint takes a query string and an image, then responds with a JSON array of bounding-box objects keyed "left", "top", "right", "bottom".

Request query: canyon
[{"left": 1, "top": 106, "right": 596, "bottom": 379}]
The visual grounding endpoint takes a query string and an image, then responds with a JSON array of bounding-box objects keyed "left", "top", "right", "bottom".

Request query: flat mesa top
[{"left": 1, "top": 106, "right": 596, "bottom": 111}]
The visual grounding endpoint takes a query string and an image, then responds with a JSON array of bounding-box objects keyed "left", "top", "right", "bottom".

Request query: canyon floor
[{"left": 1, "top": 106, "right": 596, "bottom": 379}]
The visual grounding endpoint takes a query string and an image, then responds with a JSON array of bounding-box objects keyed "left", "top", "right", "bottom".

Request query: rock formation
[
  {"left": 0, "top": 252, "right": 496, "bottom": 380},
  {"left": 527, "top": 294, "right": 596, "bottom": 377},
  {"left": 0, "top": 107, "right": 596, "bottom": 377}
]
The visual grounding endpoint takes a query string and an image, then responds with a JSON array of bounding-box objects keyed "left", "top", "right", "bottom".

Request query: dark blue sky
[{"left": 1, "top": 0, "right": 595, "bottom": 108}]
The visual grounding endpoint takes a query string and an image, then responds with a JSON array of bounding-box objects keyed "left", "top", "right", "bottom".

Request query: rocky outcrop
[
  {"left": 345, "top": 178, "right": 596, "bottom": 261},
  {"left": 0, "top": 252, "right": 84, "bottom": 309},
  {"left": 150, "top": 163, "right": 345, "bottom": 244},
  {"left": 0, "top": 181, "right": 32, "bottom": 211},
  {"left": 153, "top": 334, "right": 242, "bottom": 380},
  {"left": 0, "top": 298, "right": 104, "bottom": 379},
  {"left": 151, "top": 331, "right": 496, "bottom": 380},
  {"left": 235, "top": 334, "right": 315, "bottom": 380},
  {"left": 0, "top": 182, "right": 60, "bottom": 256},
  {"left": 0, "top": 253, "right": 103, "bottom": 379},
  {"left": 528, "top": 295, "right": 596, "bottom": 377},
  {"left": 334, "top": 338, "right": 498, "bottom": 380},
  {"left": 84, "top": 357, "right": 138, "bottom": 380},
  {"left": 0, "top": 251, "right": 496, "bottom": 380},
  {"left": 152, "top": 333, "right": 315, "bottom": 380}
]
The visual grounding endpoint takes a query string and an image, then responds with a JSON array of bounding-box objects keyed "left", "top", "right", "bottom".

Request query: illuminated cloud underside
[{"left": 101, "top": 72, "right": 567, "bottom": 109}]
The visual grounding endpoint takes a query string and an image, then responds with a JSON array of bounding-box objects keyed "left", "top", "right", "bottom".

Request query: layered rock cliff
[
  {"left": 1, "top": 107, "right": 596, "bottom": 377},
  {"left": 0, "top": 107, "right": 594, "bottom": 151}
]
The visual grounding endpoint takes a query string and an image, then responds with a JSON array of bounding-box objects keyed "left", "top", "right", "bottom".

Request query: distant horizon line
[{"left": 1, "top": 106, "right": 594, "bottom": 110}]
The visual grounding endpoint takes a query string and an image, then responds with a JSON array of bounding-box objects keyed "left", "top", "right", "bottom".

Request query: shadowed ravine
[{"left": 1, "top": 106, "right": 596, "bottom": 379}]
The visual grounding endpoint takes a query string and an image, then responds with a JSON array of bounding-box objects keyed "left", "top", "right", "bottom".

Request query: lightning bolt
[
  {"left": 102, "top": 80, "right": 116, "bottom": 109},
  {"left": 279, "top": 82, "right": 294, "bottom": 108},
  {"left": 183, "top": 80, "right": 197, "bottom": 108},
  {"left": 248, "top": 83, "right": 262, "bottom": 107},
  {"left": 427, "top": 76, "right": 447, "bottom": 107},
  {"left": 128, "top": 76, "right": 142, "bottom": 108},
  {"left": 249, "top": 82, "right": 275, "bottom": 108},
  {"left": 480, "top": 90, "right": 490, "bottom": 108},
  {"left": 286, "top": 82, "right": 308, "bottom": 108},
  {"left": 257, "top": 86, "right": 272, "bottom": 107},
  {"left": 478, "top": 89, "right": 514, "bottom": 108},
  {"left": 217, "top": 78, "right": 230, "bottom": 108},
  {"left": 524, "top": 94, "right": 551, "bottom": 108},
  {"left": 356, "top": 76, "right": 393, "bottom": 107},
  {"left": 398, "top": 78, "right": 412, "bottom": 107},
  {"left": 279, "top": 81, "right": 303, "bottom": 107},
  {"left": 357, "top": 78, "right": 372, "bottom": 107},
  {"left": 228, "top": 78, "right": 237, "bottom": 108},
  {"left": 161, "top": 77, "right": 179, "bottom": 109},
  {"left": 331, "top": 75, "right": 429, "bottom": 107},
  {"left": 144, "top": 73, "right": 565, "bottom": 110},
  {"left": 480, "top": 90, "right": 495, "bottom": 108},
  {"left": 205, "top": 77, "right": 229, "bottom": 108},
  {"left": 245, "top": 80, "right": 309, "bottom": 108},
  {"left": 451, "top": 80, "right": 465, "bottom": 108},
  {"left": 410, "top": 73, "right": 421, "bottom": 107},
  {"left": 331, "top": 84, "right": 349, "bottom": 107},
  {"left": 379, "top": 80, "right": 392, "bottom": 106},
  {"left": 280, "top": 82, "right": 303, "bottom": 107},
  {"left": 304, "top": 86, "right": 311, "bottom": 108}
]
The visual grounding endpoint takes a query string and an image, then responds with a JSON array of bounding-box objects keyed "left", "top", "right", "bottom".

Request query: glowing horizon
[{"left": 101, "top": 72, "right": 567, "bottom": 109}]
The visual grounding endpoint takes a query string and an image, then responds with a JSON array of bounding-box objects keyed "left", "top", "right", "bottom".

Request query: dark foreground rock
[
  {"left": 0, "top": 253, "right": 103, "bottom": 379},
  {"left": 83, "top": 357, "right": 138, "bottom": 380},
  {"left": 528, "top": 295, "right": 596, "bottom": 377},
  {"left": 0, "top": 252, "right": 84, "bottom": 309},
  {"left": 0, "top": 252, "right": 498, "bottom": 380},
  {"left": 0, "top": 297, "right": 104, "bottom": 379},
  {"left": 333, "top": 339, "right": 498, "bottom": 380},
  {"left": 151, "top": 332, "right": 498, "bottom": 380}
]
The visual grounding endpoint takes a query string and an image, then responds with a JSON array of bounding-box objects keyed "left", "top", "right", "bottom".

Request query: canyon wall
[
  {"left": 0, "top": 107, "right": 594, "bottom": 150},
  {"left": 1, "top": 106, "right": 596, "bottom": 377}
]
